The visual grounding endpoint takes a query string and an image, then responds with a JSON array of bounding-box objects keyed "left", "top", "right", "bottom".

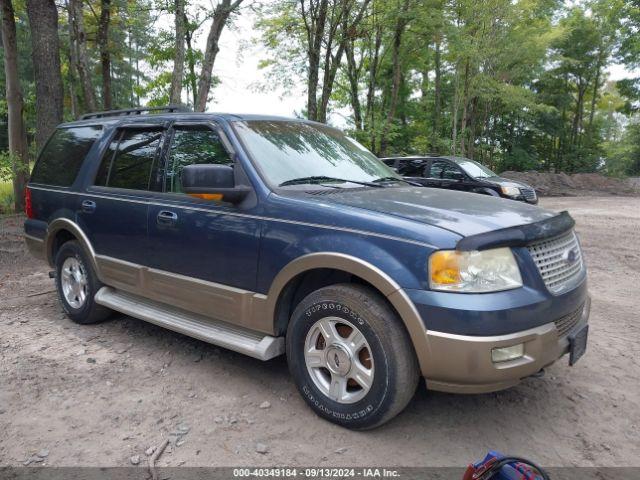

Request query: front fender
[
  {"left": 258, "top": 227, "right": 429, "bottom": 293},
  {"left": 258, "top": 230, "right": 434, "bottom": 373}
]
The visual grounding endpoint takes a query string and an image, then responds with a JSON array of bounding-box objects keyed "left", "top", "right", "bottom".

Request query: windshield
[
  {"left": 456, "top": 159, "right": 496, "bottom": 179},
  {"left": 233, "top": 120, "right": 399, "bottom": 186}
]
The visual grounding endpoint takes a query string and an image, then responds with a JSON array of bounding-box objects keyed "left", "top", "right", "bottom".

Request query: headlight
[
  {"left": 429, "top": 248, "right": 523, "bottom": 293},
  {"left": 501, "top": 186, "right": 521, "bottom": 197}
]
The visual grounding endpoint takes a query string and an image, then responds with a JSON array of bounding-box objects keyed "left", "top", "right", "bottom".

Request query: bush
[
  {"left": 0, "top": 181, "right": 14, "bottom": 214},
  {"left": 0, "top": 150, "right": 30, "bottom": 214}
]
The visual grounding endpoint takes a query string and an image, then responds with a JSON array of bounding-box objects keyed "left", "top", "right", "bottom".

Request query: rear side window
[
  {"left": 398, "top": 160, "right": 427, "bottom": 177},
  {"left": 95, "top": 128, "right": 164, "bottom": 190},
  {"left": 429, "top": 161, "right": 463, "bottom": 179},
  {"left": 30, "top": 126, "right": 102, "bottom": 186}
]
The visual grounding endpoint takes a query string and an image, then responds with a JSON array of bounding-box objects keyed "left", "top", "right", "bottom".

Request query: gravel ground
[{"left": 0, "top": 196, "right": 639, "bottom": 468}]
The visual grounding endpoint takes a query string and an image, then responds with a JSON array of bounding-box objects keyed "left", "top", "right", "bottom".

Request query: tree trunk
[
  {"left": 301, "top": 0, "right": 329, "bottom": 121},
  {"left": 467, "top": 96, "right": 478, "bottom": 159},
  {"left": 432, "top": 35, "right": 442, "bottom": 149},
  {"left": 571, "top": 81, "right": 586, "bottom": 147},
  {"left": 451, "top": 65, "right": 460, "bottom": 156},
  {"left": 98, "top": 0, "right": 112, "bottom": 109},
  {"left": 195, "top": 0, "right": 243, "bottom": 112},
  {"left": 345, "top": 38, "right": 362, "bottom": 130},
  {"left": 185, "top": 16, "right": 198, "bottom": 107},
  {"left": 459, "top": 60, "right": 470, "bottom": 156},
  {"left": 317, "top": 0, "right": 371, "bottom": 123},
  {"left": 379, "top": 0, "right": 409, "bottom": 156},
  {"left": 365, "top": 24, "right": 381, "bottom": 152},
  {"left": 1, "top": 0, "right": 29, "bottom": 211},
  {"left": 68, "top": 0, "right": 97, "bottom": 112},
  {"left": 170, "top": 0, "right": 186, "bottom": 105},
  {"left": 65, "top": 4, "right": 81, "bottom": 118},
  {"left": 588, "top": 49, "right": 604, "bottom": 130},
  {"left": 26, "top": 0, "right": 64, "bottom": 152},
  {"left": 420, "top": 65, "right": 429, "bottom": 108}
]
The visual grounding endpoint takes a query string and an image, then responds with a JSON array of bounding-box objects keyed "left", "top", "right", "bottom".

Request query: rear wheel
[
  {"left": 286, "top": 284, "right": 419, "bottom": 429},
  {"left": 55, "top": 240, "right": 112, "bottom": 324}
]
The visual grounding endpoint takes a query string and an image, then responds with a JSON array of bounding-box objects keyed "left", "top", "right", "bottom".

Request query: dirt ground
[
  {"left": 1, "top": 196, "right": 639, "bottom": 468},
  {"left": 501, "top": 171, "right": 640, "bottom": 197}
]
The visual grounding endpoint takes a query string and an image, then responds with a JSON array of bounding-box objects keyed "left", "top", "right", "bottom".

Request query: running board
[{"left": 94, "top": 287, "right": 284, "bottom": 360}]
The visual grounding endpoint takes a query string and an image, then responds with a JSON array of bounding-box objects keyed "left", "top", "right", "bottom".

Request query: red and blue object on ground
[{"left": 463, "top": 451, "right": 550, "bottom": 480}]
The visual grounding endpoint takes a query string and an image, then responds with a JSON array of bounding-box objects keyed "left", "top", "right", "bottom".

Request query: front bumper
[{"left": 421, "top": 296, "right": 590, "bottom": 394}]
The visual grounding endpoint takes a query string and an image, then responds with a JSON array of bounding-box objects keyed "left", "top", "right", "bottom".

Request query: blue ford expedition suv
[{"left": 24, "top": 107, "right": 590, "bottom": 429}]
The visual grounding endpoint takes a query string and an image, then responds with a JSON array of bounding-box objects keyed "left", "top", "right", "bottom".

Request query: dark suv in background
[
  {"left": 382, "top": 155, "right": 538, "bottom": 204},
  {"left": 24, "top": 108, "right": 588, "bottom": 429}
]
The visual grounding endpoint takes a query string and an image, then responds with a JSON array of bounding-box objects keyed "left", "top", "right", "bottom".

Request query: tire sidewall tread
[
  {"left": 54, "top": 240, "right": 110, "bottom": 325},
  {"left": 287, "top": 283, "right": 419, "bottom": 430}
]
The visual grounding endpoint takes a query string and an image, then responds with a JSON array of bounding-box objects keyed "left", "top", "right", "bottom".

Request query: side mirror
[{"left": 181, "top": 164, "right": 250, "bottom": 204}]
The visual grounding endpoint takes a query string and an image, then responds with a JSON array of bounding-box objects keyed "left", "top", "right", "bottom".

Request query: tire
[
  {"left": 54, "top": 240, "right": 112, "bottom": 324},
  {"left": 473, "top": 188, "right": 499, "bottom": 197},
  {"left": 286, "top": 283, "right": 419, "bottom": 429}
]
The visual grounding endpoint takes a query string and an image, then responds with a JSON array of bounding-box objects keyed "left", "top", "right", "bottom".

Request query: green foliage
[
  {"left": 604, "top": 122, "right": 640, "bottom": 176},
  {"left": 0, "top": 181, "right": 14, "bottom": 214},
  {"left": 0, "top": 150, "right": 29, "bottom": 183},
  {"left": 1, "top": 0, "right": 639, "bottom": 178},
  {"left": 0, "top": 150, "right": 27, "bottom": 214},
  {"left": 254, "top": 0, "right": 639, "bottom": 175}
]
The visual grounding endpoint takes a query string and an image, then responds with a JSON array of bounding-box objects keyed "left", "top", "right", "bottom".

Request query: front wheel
[{"left": 286, "top": 284, "right": 419, "bottom": 429}]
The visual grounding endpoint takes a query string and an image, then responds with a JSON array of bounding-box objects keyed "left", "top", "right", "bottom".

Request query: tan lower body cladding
[{"left": 95, "top": 255, "right": 271, "bottom": 334}]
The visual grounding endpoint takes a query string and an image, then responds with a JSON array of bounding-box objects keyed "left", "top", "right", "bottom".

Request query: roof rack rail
[{"left": 79, "top": 105, "right": 190, "bottom": 120}]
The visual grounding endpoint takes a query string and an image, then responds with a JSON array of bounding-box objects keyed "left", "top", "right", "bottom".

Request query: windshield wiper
[
  {"left": 279, "top": 176, "right": 383, "bottom": 188},
  {"left": 373, "top": 176, "right": 422, "bottom": 186}
]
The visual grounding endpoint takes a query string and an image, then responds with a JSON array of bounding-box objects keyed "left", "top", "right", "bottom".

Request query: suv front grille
[
  {"left": 554, "top": 303, "right": 584, "bottom": 337},
  {"left": 527, "top": 230, "right": 584, "bottom": 295},
  {"left": 520, "top": 187, "right": 537, "bottom": 201}
]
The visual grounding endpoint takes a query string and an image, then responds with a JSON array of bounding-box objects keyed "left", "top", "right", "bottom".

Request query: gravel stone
[{"left": 255, "top": 443, "right": 268, "bottom": 454}]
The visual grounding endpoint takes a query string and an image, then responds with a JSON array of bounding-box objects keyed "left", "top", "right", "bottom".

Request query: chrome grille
[
  {"left": 520, "top": 187, "right": 537, "bottom": 201},
  {"left": 527, "top": 230, "right": 584, "bottom": 294},
  {"left": 554, "top": 303, "right": 584, "bottom": 337}
]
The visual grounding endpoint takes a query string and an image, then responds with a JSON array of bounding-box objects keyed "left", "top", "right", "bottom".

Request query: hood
[
  {"left": 483, "top": 176, "right": 531, "bottom": 189},
  {"left": 317, "top": 186, "right": 555, "bottom": 237}
]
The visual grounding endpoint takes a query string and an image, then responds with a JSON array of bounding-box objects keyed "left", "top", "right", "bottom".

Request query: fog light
[{"left": 491, "top": 343, "right": 525, "bottom": 363}]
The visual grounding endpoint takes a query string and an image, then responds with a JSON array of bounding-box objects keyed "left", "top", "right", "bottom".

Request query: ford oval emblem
[{"left": 563, "top": 248, "right": 578, "bottom": 265}]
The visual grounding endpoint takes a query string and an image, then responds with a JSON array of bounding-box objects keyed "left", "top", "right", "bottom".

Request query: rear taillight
[{"left": 24, "top": 186, "right": 34, "bottom": 218}]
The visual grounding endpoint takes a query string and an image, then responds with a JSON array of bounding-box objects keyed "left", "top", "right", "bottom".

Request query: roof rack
[{"left": 79, "top": 105, "right": 190, "bottom": 120}]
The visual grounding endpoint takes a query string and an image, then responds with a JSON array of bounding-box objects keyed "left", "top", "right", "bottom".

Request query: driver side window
[
  {"left": 441, "top": 163, "right": 463, "bottom": 180},
  {"left": 428, "top": 161, "right": 447, "bottom": 178},
  {"left": 430, "top": 161, "right": 462, "bottom": 180},
  {"left": 165, "top": 126, "right": 232, "bottom": 193}
]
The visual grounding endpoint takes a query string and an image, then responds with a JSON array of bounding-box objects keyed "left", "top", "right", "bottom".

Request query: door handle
[
  {"left": 157, "top": 210, "right": 178, "bottom": 226},
  {"left": 81, "top": 200, "right": 96, "bottom": 213}
]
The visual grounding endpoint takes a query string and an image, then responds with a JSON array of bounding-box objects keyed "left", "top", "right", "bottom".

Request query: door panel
[
  {"left": 77, "top": 127, "right": 166, "bottom": 265},
  {"left": 431, "top": 160, "right": 467, "bottom": 192},
  {"left": 76, "top": 192, "right": 148, "bottom": 264},
  {"left": 147, "top": 200, "right": 260, "bottom": 289},
  {"left": 146, "top": 124, "right": 260, "bottom": 292}
]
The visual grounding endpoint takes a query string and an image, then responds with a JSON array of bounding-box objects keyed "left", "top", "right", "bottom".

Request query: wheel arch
[
  {"left": 45, "top": 218, "right": 101, "bottom": 278},
  {"left": 265, "top": 253, "right": 431, "bottom": 373},
  {"left": 473, "top": 187, "right": 500, "bottom": 197}
]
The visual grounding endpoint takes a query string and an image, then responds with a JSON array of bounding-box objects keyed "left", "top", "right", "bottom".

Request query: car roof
[
  {"left": 381, "top": 155, "right": 475, "bottom": 164},
  {"left": 58, "top": 112, "right": 321, "bottom": 129}
]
